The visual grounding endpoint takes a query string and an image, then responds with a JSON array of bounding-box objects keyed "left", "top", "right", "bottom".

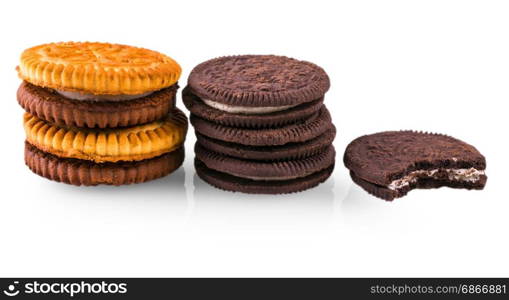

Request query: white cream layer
[
  {"left": 388, "top": 168, "right": 485, "bottom": 191},
  {"left": 56, "top": 90, "right": 153, "bottom": 101},
  {"left": 202, "top": 98, "right": 298, "bottom": 115}
]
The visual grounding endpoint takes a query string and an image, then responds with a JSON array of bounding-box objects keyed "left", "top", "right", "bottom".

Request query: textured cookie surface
[
  {"left": 196, "top": 126, "right": 335, "bottom": 161},
  {"left": 183, "top": 86, "right": 324, "bottom": 128},
  {"left": 25, "top": 142, "right": 184, "bottom": 186},
  {"left": 195, "top": 143, "right": 335, "bottom": 180},
  {"left": 187, "top": 55, "right": 330, "bottom": 107},
  {"left": 344, "top": 131, "right": 487, "bottom": 186},
  {"left": 195, "top": 159, "right": 334, "bottom": 194},
  {"left": 350, "top": 170, "right": 487, "bottom": 201},
  {"left": 191, "top": 105, "right": 332, "bottom": 146},
  {"left": 18, "top": 81, "right": 177, "bottom": 128},
  {"left": 18, "top": 42, "right": 181, "bottom": 95},
  {"left": 24, "top": 109, "right": 188, "bottom": 163}
]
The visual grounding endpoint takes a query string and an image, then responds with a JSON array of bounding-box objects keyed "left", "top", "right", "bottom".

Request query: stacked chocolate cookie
[
  {"left": 184, "top": 55, "right": 336, "bottom": 193},
  {"left": 17, "top": 42, "right": 188, "bottom": 185}
]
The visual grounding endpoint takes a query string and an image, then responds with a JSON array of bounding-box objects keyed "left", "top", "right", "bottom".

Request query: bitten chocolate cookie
[
  {"left": 183, "top": 86, "right": 324, "bottom": 128},
  {"left": 187, "top": 55, "right": 330, "bottom": 108},
  {"left": 194, "top": 144, "right": 335, "bottom": 194},
  {"left": 18, "top": 81, "right": 177, "bottom": 128},
  {"left": 344, "top": 131, "right": 487, "bottom": 201},
  {"left": 191, "top": 105, "right": 332, "bottom": 146}
]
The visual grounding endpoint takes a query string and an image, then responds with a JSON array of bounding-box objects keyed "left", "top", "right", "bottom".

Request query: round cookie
[
  {"left": 18, "top": 81, "right": 177, "bottom": 128},
  {"left": 191, "top": 105, "right": 332, "bottom": 146},
  {"left": 182, "top": 86, "right": 324, "bottom": 128},
  {"left": 344, "top": 131, "right": 487, "bottom": 201},
  {"left": 187, "top": 55, "right": 330, "bottom": 108},
  {"left": 23, "top": 109, "right": 188, "bottom": 163},
  {"left": 18, "top": 42, "right": 181, "bottom": 95},
  {"left": 195, "top": 125, "right": 336, "bottom": 161},
  {"left": 195, "top": 143, "right": 335, "bottom": 181},
  {"left": 195, "top": 159, "right": 334, "bottom": 194},
  {"left": 349, "top": 170, "right": 487, "bottom": 201},
  {"left": 25, "top": 142, "right": 184, "bottom": 186}
]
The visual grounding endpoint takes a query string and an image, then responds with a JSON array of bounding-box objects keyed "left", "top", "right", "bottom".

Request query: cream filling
[
  {"left": 388, "top": 168, "right": 485, "bottom": 191},
  {"left": 202, "top": 98, "right": 298, "bottom": 114},
  {"left": 56, "top": 90, "right": 153, "bottom": 101}
]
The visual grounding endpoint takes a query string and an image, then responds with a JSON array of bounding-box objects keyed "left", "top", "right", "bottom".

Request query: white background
[{"left": 0, "top": 0, "right": 507, "bottom": 277}]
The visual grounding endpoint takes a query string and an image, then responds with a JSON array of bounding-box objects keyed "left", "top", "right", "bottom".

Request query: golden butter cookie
[
  {"left": 24, "top": 109, "right": 188, "bottom": 163},
  {"left": 17, "top": 42, "right": 181, "bottom": 95},
  {"left": 25, "top": 142, "right": 185, "bottom": 186}
]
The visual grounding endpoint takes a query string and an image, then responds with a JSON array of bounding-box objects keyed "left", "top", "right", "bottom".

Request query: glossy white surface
[{"left": 0, "top": 0, "right": 507, "bottom": 277}]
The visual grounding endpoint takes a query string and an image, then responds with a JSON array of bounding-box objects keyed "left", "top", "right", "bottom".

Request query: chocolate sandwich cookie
[
  {"left": 344, "top": 131, "right": 487, "bottom": 201},
  {"left": 18, "top": 81, "right": 177, "bottom": 128},
  {"left": 195, "top": 125, "right": 336, "bottom": 161},
  {"left": 187, "top": 55, "right": 330, "bottom": 108},
  {"left": 195, "top": 144, "right": 335, "bottom": 194},
  {"left": 191, "top": 105, "right": 332, "bottom": 146},
  {"left": 196, "top": 159, "right": 334, "bottom": 194},
  {"left": 25, "top": 142, "right": 184, "bottom": 186},
  {"left": 183, "top": 86, "right": 324, "bottom": 128},
  {"left": 184, "top": 54, "right": 335, "bottom": 194}
]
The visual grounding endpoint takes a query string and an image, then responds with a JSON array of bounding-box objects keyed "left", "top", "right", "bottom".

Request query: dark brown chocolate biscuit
[
  {"left": 195, "top": 143, "right": 335, "bottom": 181},
  {"left": 17, "top": 81, "right": 177, "bottom": 128},
  {"left": 25, "top": 142, "right": 184, "bottom": 186},
  {"left": 344, "top": 131, "right": 487, "bottom": 200},
  {"left": 350, "top": 171, "right": 487, "bottom": 201},
  {"left": 195, "top": 159, "right": 334, "bottom": 194},
  {"left": 196, "top": 125, "right": 336, "bottom": 161},
  {"left": 182, "top": 86, "right": 324, "bottom": 128},
  {"left": 191, "top": 105, "right": 332, "bottom": 146},
  {"left": 188, "top": 55, "right": 330, "bottom": 107}
]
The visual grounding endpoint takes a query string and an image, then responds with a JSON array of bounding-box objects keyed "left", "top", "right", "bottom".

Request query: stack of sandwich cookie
[
  {"left": 184, "top": 55, "right": 336, "bottom": 194},
  {"left": 17, "top": 42, "right": 188, "bottom": 185}
]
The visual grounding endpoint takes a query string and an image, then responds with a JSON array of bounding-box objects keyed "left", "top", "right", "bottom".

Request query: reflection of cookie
[
  {"left": 17, "top": 81, "right": 177, "bottom": 128},
  {"left": 25, "top": 142, "right": 184, "bottom": 186},
  {"left": 196, "top": 126, "right": 335, "bottom": 161},
  {"left": 195, "top": 158, "right": 334, "bottom": 194},
  {"left": 183, "top": 86, "right": 324, "bottom": 128},
  {"left": 24, "top": 109, "right": 188, "bottom": 163},
  {"left": 18, "top": 42, "right": 181, "bottom": 95},
  {"left": 187, "top": 55, "right": 330, "bottom": 107},
  {"left": 344, "top": 131, "right": 487, "bottom": 201},
  {"left": 191, "top": 106, "right": 332, "bottom": 146}
]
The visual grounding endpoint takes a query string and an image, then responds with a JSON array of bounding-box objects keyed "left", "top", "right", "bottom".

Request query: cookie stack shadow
[
  {"left": 17, "top": 42, "right": 188, "bottom": 186},
  {"left": 184, "top": 55, "right": 336, "bottom": 194}
]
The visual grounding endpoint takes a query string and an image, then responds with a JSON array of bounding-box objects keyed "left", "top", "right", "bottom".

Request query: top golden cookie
[{"left": 18, "top": 42, "right": 181, "bottom": 95}]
